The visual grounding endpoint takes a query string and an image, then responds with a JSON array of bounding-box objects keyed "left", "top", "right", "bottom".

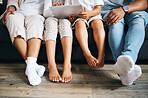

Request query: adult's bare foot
[
  {"left": 61, "top": 63, "right": 72, "bottom": 83},
  {"left": 48, "top": 63, "right": 61, "bottom": 82}
]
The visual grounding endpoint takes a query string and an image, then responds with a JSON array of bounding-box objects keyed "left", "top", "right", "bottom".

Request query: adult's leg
[
  {"left": 113, "top": 12, "right": 147, "bottom": 85},
  {"left": 122, "top": 12, "right": 146, "bottom": 62},
  {"left": 24, "top": 15, "right": 45, "bottom": 85},
  {"left": 44, "top": 18, "right": 61, "bottom": 82},
  {"left": 75, "top": 20, "right": 98, "bottom": 67},
  {"left": 25, "top": 15, "right": 45, "bottom": 58},
  {"left": 91, "top": 19, "right": 105, "bottom": 68},
  {"left": 114, "top": 12, "right": 146, "bottom": 75},
  {"left": 107, "top": 18, "right": 125, "bottom": 62},
  {"left": 116, "top": 12, "right": 146, "bottom": 85},
  {"left": 6, "top": 12, "right": 27, "bottom": 60},
  {"left": 59, "top": 19, "right": 73, "bottom": 83}
]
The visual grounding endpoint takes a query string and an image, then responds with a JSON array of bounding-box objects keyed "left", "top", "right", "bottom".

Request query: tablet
[{"left": 49, "top": 5, "right": 83, "bottom": 19}]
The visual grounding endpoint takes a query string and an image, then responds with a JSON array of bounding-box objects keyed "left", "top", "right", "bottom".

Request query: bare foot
[
  {"left": 48, "top": 63, "right": 62, "bottom": 82},
  {"left": 84, "top": 53, "right": 99, "bottom": 67},
  {"left": 61, "top": 64, "right": 72, "bottom": 83},
  {"left": 96, "top": 57, "right": 104, "bottom": 68}
]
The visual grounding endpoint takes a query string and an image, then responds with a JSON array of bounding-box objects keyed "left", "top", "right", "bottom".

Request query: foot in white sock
[
  {"left": 25, "top": 63, "right": 41, "bottom": 86},
  {"left": 113, "top": 55, "right": 134, "bottom": 75},
  {"left": 25, "top": 57, "right": 41, "bottom": 86},
  {"left": 35, "top": 64, "right": 45, "bottom": 77},
  {"left": 120, "top": 65, "right": 142, "bottom": 85},
  {"left": 26, "top": 59, "right": 45, "bottom": 77}
]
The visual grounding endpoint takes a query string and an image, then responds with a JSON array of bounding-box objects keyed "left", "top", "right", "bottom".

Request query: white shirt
[
  {"left": 44, "top": 0, "right": 65, "bottom": 18},
  {"left": 19, "top": 0, "right": 44, "bottom": 16},
  {"left": 65, "top": 0, "right": 104, "bottom": 11}
]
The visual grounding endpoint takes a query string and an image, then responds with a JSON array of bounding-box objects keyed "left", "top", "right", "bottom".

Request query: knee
[
  {"left": 91, "top": 19, "right": 104, "bottom": 29},
  {"left": 59, "top": 19, "right": 73, "bottom": 39},
  {"left": 108, "top": 21, "right": 124, "bottom": 35},
  {"left": 45, "top": 17, "right": 58, "bottom": 25},
  {"left": 128, "top": 17, "right": 145, "bottom": 27},
  {"left": 75, "top": 20, "right": 85, "bottom": 27},
  {"left": 59, "top": 19, "right": 71, "bottom": 26}
]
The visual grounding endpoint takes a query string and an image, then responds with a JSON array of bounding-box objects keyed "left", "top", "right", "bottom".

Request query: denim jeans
[{"left": 102, "top": 11, "right": 148, "bottom": 63}]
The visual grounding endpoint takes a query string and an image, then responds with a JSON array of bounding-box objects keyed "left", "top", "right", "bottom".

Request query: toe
[
  {"left": 50, "top": 77, "right": 52, "bottom": 81},
  {"left": 68, "top": 77, "right": 71, "bottom": 82},
  {"left": 62, "top": 77, "right": 65, "bottom": 83},
  {"left": 64, "top": 77, "right": 67, "bottom": 83},
  {"left": 56, "top": 77, "right": 59, "bottom": 82}
]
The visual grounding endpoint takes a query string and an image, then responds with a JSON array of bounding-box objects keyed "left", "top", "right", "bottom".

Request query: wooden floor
[{"left": 0, "top": 64, "right": 148, "bottom": 98}]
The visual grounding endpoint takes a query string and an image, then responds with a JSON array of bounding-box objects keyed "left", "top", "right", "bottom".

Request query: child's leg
[
  {"left": 44, "top": 17, "right": 61, "bottom": 82},
  {"left": 75, "top": 20, "right": 99, "bottom": 67},
  {"left": 46, "top": 40, "right": 61, "bottom": 82},
  {"left": 91, "top": 19, "right": 105, "bottom": 67},
  {"left": 59, "top": 19, "right": 73, "bottom": 83}
]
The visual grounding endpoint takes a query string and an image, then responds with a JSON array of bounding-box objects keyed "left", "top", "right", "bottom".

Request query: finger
[
  {"left": 69, "top": 18, "right": 72, "bottom": 22},
  {"left": 109, "top": 14, "right": 116, "bottom": 20},
  {"left": 109, "top": 16, "right": 119, "bottom": 25},
  {"left": 106, "top": 15, "right": 113, "bottom": 24},
  {"left": 106, "top": 13, "right": 114, "bottom": 23},
  {"left": 84, "top": 7, "right": 87, "bottom": 12},
  {"left": 114, "top": 18, "right": 120, "bottom": 24},
  {"left": 69, "top": 14, "right": 72, "bottom": 17},
  {"left": 107, "top": 15, "right": 116, "bottom": 25},
  {"left": 61, "top": 3, "right": 63, "bottom": 6},
  {"left": 79, "top": 12, "right": 87, "bottom": 15},
  {"left": 4, "top": 11, "right": 11, "bottom": 23},
  {"left": 11, "top": 11, "right": 15, "bottom": 15},
  {"left": 106, "top": 12, "right": 113, "bottom": 18},
  {"left": 79, "top": 14, "right": 86, "bottom": 18}
]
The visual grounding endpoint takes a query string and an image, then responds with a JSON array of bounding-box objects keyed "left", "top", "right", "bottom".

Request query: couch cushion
[
  {"left": 0, "top": 20, "right": 11, "bottom": 42},
  {"left": 0, "top": 0, "right": 7, "bottom": 16}
]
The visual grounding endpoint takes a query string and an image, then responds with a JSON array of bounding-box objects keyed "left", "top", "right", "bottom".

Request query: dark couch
[{"left": 0, "top": 0, "right": 148, "bottom": 64}]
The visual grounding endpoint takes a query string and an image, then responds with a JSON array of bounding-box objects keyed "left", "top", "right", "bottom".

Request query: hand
[
  {"left": 78, "top": 7, "right": 90, "bottom": 19},
  {"left": 53, "top": 2, "right": 63, "bottom": 6},
  {"left": 69, "top": 14, "right": 76, "bottom": 23},
  {"left": 106, "top": 7, "right": 125, "bottom": 25},
  {"left": 4, "top": 5, "right": 16, "bottom": 23}
]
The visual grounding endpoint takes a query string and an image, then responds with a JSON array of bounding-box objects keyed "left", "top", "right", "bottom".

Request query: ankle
[
  {"left": 48, "top": 63, "right": 57, "bottom": 69},
  {"left": 83, "top": 51, "right": 91, "bottom": 57},
  {"left": 63, "top": 63, "right": 71, "bottom": 70}
]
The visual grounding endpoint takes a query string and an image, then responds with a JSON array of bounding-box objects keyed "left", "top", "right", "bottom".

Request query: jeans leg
[
  {"left": 122, "top": 16, "right": 145, "bottom": 63},
  {"left": 108, "top": 18, "right": 125, "bottom": 62}
]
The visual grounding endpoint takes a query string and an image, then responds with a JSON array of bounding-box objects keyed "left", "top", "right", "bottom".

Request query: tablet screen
[{"left": 49, "top": 5, "right": 83, "bottom": 18}]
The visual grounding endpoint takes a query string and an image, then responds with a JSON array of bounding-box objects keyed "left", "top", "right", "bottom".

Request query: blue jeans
[{"left": 102, "top": 11, "right": 148, "bottom": 63}]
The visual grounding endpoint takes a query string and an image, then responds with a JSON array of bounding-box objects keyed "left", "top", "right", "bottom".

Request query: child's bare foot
[
  {"left": 48, "top": 63, "right": 62, "bottom": 82},
  {"left": 96, "top": 57, "right": 104, "bottom": 68},
  {"left": 84, "top": 53, "right": 99, "bottom": 67},
  {"left": 61, "top": 63, "right": 72, "bottom": 83}
]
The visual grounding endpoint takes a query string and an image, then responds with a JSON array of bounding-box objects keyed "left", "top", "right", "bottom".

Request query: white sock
[
  {"left": 120, "top": 65, "right": 142, "bottom": 85},
  {"left": 113, "top": 55, "right": 134, "bottom": 75},
  {"left": 25, "top": 58, "right": 45, "bottom": 77},
  {"left": 25, "top": 57, "right": 41, "bottom": 86},
  {"left": 35, "top": 64, "right": 45, "bottom": 77}
]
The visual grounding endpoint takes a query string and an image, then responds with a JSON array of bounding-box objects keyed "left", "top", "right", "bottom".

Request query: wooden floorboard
[{"left": 0, "top": 64, "right": 148, "bottom": 98}]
